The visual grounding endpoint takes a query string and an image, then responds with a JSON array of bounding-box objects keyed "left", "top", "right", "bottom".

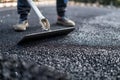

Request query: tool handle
[
  {"left": 27, "top": 0, "right": 50, "bottom": 30},
  {"left": 27, "top": 0, "right": 45, "bottom": 19}
]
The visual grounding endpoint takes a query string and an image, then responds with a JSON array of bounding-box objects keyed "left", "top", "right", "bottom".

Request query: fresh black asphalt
[{"left": 0, "top": 5, "right": 120, "bottom": 80}]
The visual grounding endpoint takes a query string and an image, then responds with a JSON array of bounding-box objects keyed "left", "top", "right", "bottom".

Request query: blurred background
[
  {"left": 70, "top": 0, "right": 120, "bottom": 7},
  {"left": 0, "top": 0, "right": 120, "bottom": 8}
]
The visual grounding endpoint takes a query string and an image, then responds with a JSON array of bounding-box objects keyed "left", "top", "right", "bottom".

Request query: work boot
[
  {"left": 57, "top": 17, "right": 75, "bottom": 27},
  {"left": 13, "top": 20, "right": 29, "bottom": 31}
]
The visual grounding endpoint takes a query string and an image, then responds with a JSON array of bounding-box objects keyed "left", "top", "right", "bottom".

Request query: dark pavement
[{"left": 0, "top": 5, "right": 120, "bottom": 80}]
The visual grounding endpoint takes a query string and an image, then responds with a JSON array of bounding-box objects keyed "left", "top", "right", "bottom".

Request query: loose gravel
[{"left": 0, "top": 53, "right": 70, "bottom": 80}]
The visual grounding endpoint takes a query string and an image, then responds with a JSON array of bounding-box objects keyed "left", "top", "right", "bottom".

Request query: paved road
[{"left": 0, "top": 5, "right": 120, "bottom": 80}]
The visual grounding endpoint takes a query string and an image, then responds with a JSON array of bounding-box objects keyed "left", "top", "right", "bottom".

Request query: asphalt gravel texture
[
  {"left": 0, "top": 5, "right": 120, "bottom": 80},
  {"left": 0, "top": 54, "right": 70, "bottom": 80}
]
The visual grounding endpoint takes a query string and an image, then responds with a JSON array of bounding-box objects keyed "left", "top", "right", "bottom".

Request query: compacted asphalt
[{"left": 0, "top": 5, "right": 120, "bottom": 80}]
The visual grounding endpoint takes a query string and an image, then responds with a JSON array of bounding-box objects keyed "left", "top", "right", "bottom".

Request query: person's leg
[
  {"left": 56, "top": 0, "right": 75, "bottom": 27},
  {"left": 13, "top": 0, "right": 31, "bottom": 31},
  {"left": 56, "top": 0, "right": 68, "bottom": 17},
  {"left": 17, "top": 0, "right": 31, "bottom": 21}
]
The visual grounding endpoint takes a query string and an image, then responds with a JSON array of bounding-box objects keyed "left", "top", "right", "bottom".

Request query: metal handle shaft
[
  {"left": 27, "top": 0, "right": 45, "bottom": 19},
  {"left": 27, "top": 0, "right": 50, "bottom": 30}
]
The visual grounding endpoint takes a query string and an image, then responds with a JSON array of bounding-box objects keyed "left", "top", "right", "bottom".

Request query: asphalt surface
[
  {"left": 0, "top": 54, "right": 70, "bottom": 80},
  {"left": 1, "top": 5, "right": 120, "bottom": 80}
]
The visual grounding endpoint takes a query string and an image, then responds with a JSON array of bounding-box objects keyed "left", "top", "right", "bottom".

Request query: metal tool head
[
  {"left": 18, "top": 27, "right": 75, "bottom": 44},
  {"left": 40, "top": 18, "right": 50, "bottom": 31}
]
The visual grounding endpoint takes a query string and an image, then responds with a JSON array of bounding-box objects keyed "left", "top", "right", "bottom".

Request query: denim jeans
[{"left": 17, "top": 0, "right": 68, "bottom": 21}]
